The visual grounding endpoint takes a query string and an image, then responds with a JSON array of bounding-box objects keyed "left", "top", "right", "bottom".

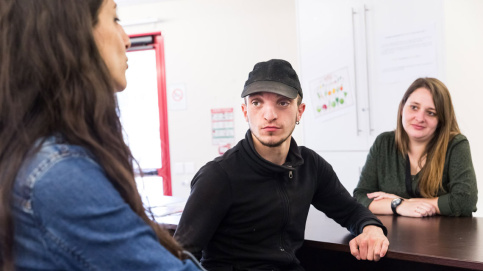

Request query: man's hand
[{"left": 349, "top": 225, "right": 389, "bottom": 261}]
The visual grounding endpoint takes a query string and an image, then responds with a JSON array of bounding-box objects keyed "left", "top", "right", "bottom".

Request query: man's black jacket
[{"left": 174, "top": 130, "right": 386, "bottom": 271}]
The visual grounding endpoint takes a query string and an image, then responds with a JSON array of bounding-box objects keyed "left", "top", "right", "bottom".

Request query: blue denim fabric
[{"left": 12, "top": 135, "right": 200, "bottom": 270}]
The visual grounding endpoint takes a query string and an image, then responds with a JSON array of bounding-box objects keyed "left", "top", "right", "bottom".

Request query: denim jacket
[{"left": 12, "top": 135, "right": 201, "bottom": 270}]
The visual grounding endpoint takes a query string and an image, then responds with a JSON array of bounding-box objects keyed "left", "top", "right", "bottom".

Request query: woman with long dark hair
[
  {"left": 0, "top": 0, "right": 202, "bottom": 269},
  {"left": 354, "top": 78, "right": 477, "bottom": 217}
]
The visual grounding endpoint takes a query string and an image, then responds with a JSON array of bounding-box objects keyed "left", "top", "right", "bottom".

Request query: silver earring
[{"left": 296, "top": 121, "right": 300, "bottom": 125}]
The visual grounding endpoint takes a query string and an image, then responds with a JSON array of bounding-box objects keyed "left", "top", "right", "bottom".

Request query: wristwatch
[{"left": 391, "top": 198, "right": 404, "bottom": 215}]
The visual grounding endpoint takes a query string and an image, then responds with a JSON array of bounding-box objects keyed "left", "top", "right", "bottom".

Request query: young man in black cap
[{"left": 175, "top": 59, "right": 389, "bottom": 270}]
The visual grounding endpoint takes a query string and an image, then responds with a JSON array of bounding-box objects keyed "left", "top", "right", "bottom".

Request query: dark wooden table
[
  {"left": 299, "top": 214, "right": 483, "bottom": 271},
  {"left": 155, "top": 199, "right": 483, "bottom": 270}
]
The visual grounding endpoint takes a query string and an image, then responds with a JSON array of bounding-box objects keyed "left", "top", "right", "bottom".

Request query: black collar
[{"left": 241, "top": 129, "right": 304, "bottom": 174}]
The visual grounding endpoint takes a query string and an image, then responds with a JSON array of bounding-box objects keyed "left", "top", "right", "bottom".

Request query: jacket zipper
[{"left": 277, "top": 172, "right": 293, "bottom": 262}]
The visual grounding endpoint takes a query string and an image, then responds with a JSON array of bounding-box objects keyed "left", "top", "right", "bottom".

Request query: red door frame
[{"left": 129, "top": 32, "right": 172, "bottom": 196}]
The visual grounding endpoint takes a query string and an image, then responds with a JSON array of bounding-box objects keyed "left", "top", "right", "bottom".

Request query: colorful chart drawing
[{"left": 310, "top": 67, "right": 353, "bottom": 118}]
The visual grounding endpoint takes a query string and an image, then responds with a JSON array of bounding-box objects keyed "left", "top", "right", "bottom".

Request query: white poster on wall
[
  {"left": 211, "top": 108, "right": 235, "bottom": 148},
  {"left": 377, "top": 24, "right": 439, "bottom": 84},
  {"left": 309, "top": 67, "right": 354, "bottom": 122}
]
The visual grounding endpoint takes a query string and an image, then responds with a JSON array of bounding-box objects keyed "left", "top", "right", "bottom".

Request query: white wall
[
  {"left": 118, "top": 0, "right": 299, "bottom": 198},
  {"left": 119, "top": 0, "right": 482, "bottom": 216},
  {"left": 444, "top": 0, "right": 483, "bottom": 216}
]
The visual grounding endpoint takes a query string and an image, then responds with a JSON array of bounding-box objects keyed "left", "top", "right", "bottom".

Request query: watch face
[
  {"left": 391, "top": 198, "right": 403, "bottom": 215},
  {"left": 391, "top": 198, "right": 403, "bottom": 208}
]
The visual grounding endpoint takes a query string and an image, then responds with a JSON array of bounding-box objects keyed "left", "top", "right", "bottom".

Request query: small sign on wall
[
  {"left": 168, "top": 83, "right": 187, "bottom": 111},
  {"left": 211, "top": 108, "right": 235, "bottom": 150}
]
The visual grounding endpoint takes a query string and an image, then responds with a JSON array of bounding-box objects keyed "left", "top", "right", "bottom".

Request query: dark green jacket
[{"left": 354, "top": 131, "right": 477, "bottom": 216}]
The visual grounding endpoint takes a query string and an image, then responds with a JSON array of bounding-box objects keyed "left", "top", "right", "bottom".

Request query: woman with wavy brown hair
[
  {"left": 354, "top": 78, "right": 477, "bottom": 217},
  {"left": 0, "top": 0, "right": 202, "bottom": 270}
]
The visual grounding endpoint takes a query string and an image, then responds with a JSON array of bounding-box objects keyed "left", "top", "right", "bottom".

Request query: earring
[{"left": 296, "top": 121, "right": 300, "bottom": 125}]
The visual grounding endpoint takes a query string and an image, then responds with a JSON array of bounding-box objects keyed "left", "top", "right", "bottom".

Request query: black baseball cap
[{"left": 241, "top": 59, "right": 303, "bottom": 99}]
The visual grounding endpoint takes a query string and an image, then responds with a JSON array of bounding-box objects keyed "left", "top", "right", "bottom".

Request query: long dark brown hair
[
  {"left": 395, "top": 78, "right": 460, "bottom": 197},
  {"left": 0, "top": 0, "right": 183, "bottom": 269}
]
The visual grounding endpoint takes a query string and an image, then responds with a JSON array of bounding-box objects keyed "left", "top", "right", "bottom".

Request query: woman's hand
[
  {"left": 367, "top": 192, "right": 401, "bottom": 201},
  {"left": 367, "top": 192, "right": 439, "bottom": 217},
  {"left": 396, "top": 200, "right": 437, "bottom": 217}
]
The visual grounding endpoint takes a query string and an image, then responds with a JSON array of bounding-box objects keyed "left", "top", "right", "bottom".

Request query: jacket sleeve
[
  {"left": 438, "top": 138, "right": 478, "bottom": 216},
  {"left": 32, "top": 157, "right": 201, "bottom": 271},
  {"left": 353, "top": 136, "right": 381, "bottom": 208},
  {"left": 174, "top": 162, "right": 232, "bottom": 258},
  {"left": 311, "top": 154, "right": 386, "bottom": 236}
]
